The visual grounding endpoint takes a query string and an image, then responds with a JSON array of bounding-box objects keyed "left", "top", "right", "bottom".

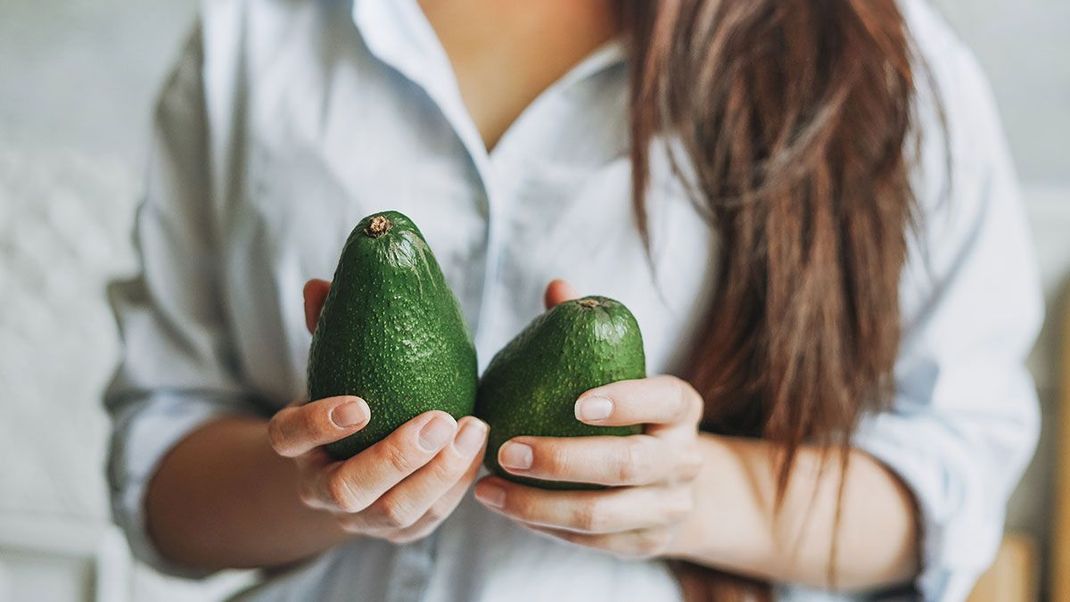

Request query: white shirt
[{"left": 104, "top": 1, "right": 1043, "bottom": 600}]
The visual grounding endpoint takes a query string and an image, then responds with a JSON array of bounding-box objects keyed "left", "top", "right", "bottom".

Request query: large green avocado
[
  {"left": 476, "top": 296, "right": 645, "bottom": 489},
  {"left": 307, "top": 211, "right": 477, "bottom": 459}
]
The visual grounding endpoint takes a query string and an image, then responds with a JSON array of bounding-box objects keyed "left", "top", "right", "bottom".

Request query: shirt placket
[
  {"left": 351, "top": 0, "right": 504, "bottom": 363},
  {"left": 349, "top": 3, "right": 498, "bottom": 601},
  {"left": 349, "top": 4, "right": 627, "bottom": 601}
]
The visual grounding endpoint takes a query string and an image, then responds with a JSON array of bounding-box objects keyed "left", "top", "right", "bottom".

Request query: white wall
[
  {"left": 932, "top": 0, "right": 1070, "bottom": 183},
  {"left": 0, "top": 1, "right": 1066, "bottom": 600},
  {"left": 0, "top": 2, "right": 252, "bottom": 599}
]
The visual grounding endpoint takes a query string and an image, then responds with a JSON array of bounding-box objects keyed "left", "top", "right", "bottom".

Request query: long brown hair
[{"left": 623, "top": 1, "right": 919, "bottom": 599}]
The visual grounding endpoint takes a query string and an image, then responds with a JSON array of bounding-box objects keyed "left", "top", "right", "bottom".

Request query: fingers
[
  {"left": 293, "top": 446, "right": 335, "bottom": 477},
  {"left": 474, "top": 476, "right": 693, "bottom": 536},
  {"left": 575, "top": 375, "right": 703, "bottom": 429},
  {"left": 268, "top": 396, "right": 370, "bottom": 458},
  {"left": 306, "top": 411, "right": 458, "bottom": 513},
  {"left": 345, "top": 417, "right": 488, "bottom": 531},
  {"left": 372, "top": 451, "right": 484, "bottom": 544},
  {"left": 495, "top": 435, "right": 701, "bottom": 487},
  {"left": 543, "top": 278, "right": 578, "bottom": 310},
  {"left": 303, "top": 279, "right": 331, "bottom": 334}
]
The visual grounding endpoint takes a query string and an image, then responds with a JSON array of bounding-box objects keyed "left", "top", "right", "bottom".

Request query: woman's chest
[{"left": 213, "top": 38, "right": 717, "bottom": 404}]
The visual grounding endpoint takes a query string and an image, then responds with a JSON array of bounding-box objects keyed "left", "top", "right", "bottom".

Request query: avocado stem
[{"left": 365, "top": 215, "right": 392, "bottom": 238}]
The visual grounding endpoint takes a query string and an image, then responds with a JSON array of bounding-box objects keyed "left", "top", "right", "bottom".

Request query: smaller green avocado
[{"left": 476, "top": 296, "right": 646, "bottom": 489}]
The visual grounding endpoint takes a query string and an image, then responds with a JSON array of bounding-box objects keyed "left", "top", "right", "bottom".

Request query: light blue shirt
[{"left": 104, "top": 1, "right": 1043, "bottom": 600}]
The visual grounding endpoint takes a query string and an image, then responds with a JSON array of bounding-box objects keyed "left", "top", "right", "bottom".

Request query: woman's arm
[
  {"left": 475, "top": 281, "right": 918, "bottom": 591},
  {"left": 676, "top": 435, "right": 917, "bottom": 590},
  {"left": 149, "top": 403, "right": 488, "bottom": 573},
  {"left": 146, "top": 416, "right": 347, "bottom": 570},
  {"left": 474, "top": 375, "right": 917, "bottom": 591},
  {"left": 145, "top": 280, "right": 489, "bottom": 572}
]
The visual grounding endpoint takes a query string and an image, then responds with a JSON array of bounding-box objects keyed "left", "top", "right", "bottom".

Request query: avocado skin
[
  {"left": 476, "top": 296, "right": 645, "bottom": 489},
  {"left": 308, "top": 211, "right": 477, "bottom": 459}
]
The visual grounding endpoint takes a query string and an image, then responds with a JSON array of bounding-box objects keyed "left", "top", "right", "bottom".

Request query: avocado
[
  {"left": 476, "top": 296, "right": 645, "bottom": 488},
  {"left": 308, "top": 211, "right": 477, "bottom": 459}
]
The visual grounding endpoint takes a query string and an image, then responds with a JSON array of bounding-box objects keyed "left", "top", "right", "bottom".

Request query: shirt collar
[
  {"left": 351, "top": 0, "right": 626, "bottom": 167},
  {"left": 351, "top": 0, "right": 488, "bottom": 167}
]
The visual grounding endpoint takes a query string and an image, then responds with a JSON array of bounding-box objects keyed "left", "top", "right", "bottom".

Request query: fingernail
[
  {"left": 419, "top": 414, "right": 457, "bottom": 452},
  {"left": 454, "top": 419, "right": 488, "bottom": 456},
  {"left": 331, "top": 399, "right": 368, "bottom": 428},
  {"left": 476, "top": 483, "right": 505, "bottom": 508},
  {"left": 499, "top": 441, "right": 533, "bottom": 470},
  {"left": 575, "top": 396, "right": 613, "bottom": 422}
]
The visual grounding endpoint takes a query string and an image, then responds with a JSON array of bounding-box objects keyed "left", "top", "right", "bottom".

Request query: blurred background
[{"left": 0, "top": 1, "right": 1067, "bottom": 600}]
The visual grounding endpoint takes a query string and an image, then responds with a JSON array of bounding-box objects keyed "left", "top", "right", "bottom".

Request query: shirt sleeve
[
  {"left": 852, "top": 37, "right": 1043, "bottom": 601},
  {"left": 104, "top": 20, "right": 260, "bottom": 578}
]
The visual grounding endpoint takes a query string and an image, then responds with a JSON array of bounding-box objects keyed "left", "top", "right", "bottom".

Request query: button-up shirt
[{"left": 104, "top": 0, "right": 1043, "bottom": 600}]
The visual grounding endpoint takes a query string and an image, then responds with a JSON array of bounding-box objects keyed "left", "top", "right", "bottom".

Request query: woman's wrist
[
  {"left": 147, "top": 416, "right": 352, "bottom": 571},
  {"left": 666, "top": 434, "right": 777, "bottom": 574},
  {"left": 666, "top": 433, "right": 918, "bottom": 589}
]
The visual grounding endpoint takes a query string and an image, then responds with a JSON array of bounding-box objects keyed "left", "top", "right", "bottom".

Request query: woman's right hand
[{"left": 265, "top": 279, "right": 488, "bottom": 544}]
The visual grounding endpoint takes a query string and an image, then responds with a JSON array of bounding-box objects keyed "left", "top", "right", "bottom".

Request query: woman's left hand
[{"left": 474, "top": 374, "right": 705, "bottom": 559}]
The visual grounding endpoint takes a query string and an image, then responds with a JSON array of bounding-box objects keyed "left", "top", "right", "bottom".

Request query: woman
[{"left": 105, "top": 0, "right": 1042, "bottom": 600}]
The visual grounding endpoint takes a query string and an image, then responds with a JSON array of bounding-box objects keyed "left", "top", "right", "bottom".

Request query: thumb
[
  {"left": 543, "top": 279, "right": 579, "bottom": 310},
  {"left": 303, "top": 279, "right": 332, "bottom": 334}
]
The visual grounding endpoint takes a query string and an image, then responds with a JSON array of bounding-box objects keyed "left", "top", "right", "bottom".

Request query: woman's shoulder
[
  {"left": 902, "top": 0, "right": 998, "bottom": 118},
  {"left": 198, "top": 0, "right": 345, "bottom": 25},
  {"left": 899, "top": 0, "right": 1014, "bottom": 214},
  {"left": 896, "top": 2, "right": 1039, "bottom": 324},
  {"left": 899, "top": 0, "right": 970, "bottom": 61},
  {"left": 195, "top": 0, "right": 353, "bottom": 72},
  {"left": 184, "top": 0, "right": 359, "bottom": 130}
]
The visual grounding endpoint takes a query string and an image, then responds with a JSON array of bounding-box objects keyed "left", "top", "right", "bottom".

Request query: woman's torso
[
  {"left": 197, "top": 0, "right": 951, "bottom": 600},
  {"left": 213, "top": 1, "right": 707, "bottom": 600}
]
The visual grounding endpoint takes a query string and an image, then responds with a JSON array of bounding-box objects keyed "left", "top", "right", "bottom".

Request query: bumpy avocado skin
[
  {"left": 476, "top": 297, "right": 645, "bottom": 489},
  {"left": 307, "top": 211, "right": 477, "bottom": 459}
]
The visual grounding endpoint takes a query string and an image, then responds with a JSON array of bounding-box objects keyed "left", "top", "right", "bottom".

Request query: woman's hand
[
  {"left": 473, "top": 280, "right": 705, "bottom": 559},
  {"left": 266, "top": 279, "right": 488, "bottom": 544}
]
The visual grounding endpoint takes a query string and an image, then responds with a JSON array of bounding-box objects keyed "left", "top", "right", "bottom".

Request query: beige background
[{"left": 0, "top": 1, "right": 1067, "bottom": 600}]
